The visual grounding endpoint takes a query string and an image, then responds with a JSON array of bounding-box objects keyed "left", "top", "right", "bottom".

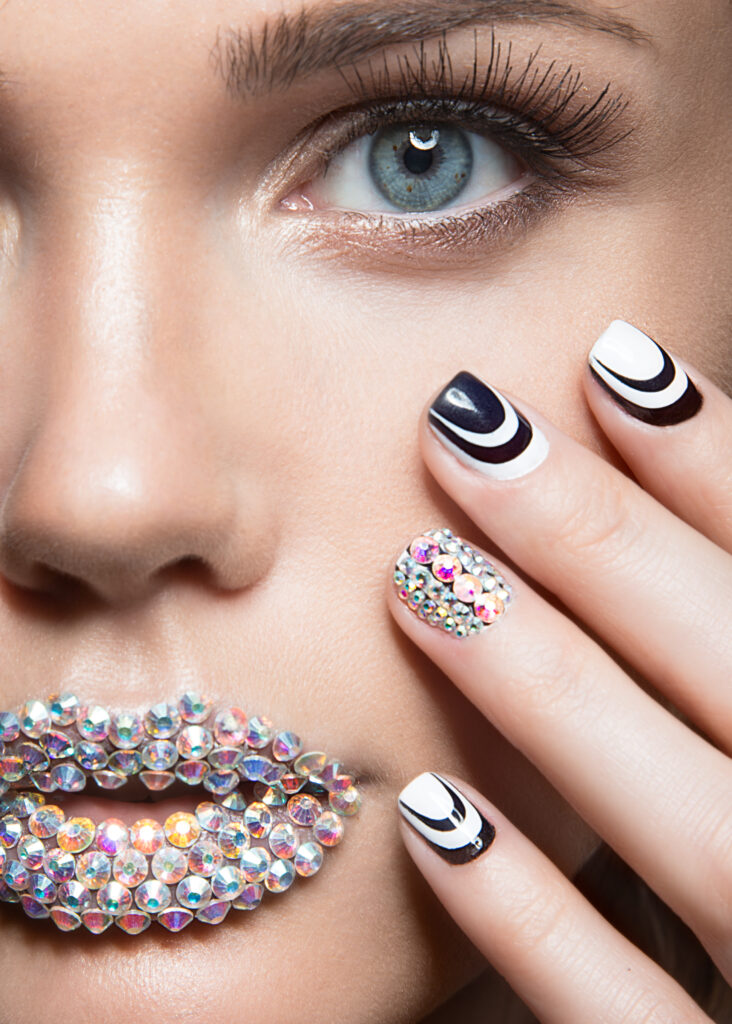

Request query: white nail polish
[
  {"left": 398, "top": 771, "right": 495, "bottom": 864},
  {"left": 589, "top": 320, "right": 702, "bottom": 426}
]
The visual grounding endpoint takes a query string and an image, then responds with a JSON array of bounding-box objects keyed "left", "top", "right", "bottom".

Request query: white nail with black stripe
[
  {"left": 428, "top": 372, "right": 549, "bottom": 481},
  {"left": 398, "top": 771, "right": 495, "bottom": 865},
  {"left": 589, "top": 320, "right": 702, "bottom": 426}
]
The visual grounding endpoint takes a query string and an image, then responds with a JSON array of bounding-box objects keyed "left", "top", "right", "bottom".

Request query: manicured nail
[
  {"left": 428, "top": 371, "right": 549, "bottom": 481},
  {"left": 589, "top": 320, "right": 703, "bottom": 426},
  {"left": 393, "top": 527, "right": 512, "bottom": 639},
  {"left": 398, "top": 772, "right": 496, "bottom": 865}
]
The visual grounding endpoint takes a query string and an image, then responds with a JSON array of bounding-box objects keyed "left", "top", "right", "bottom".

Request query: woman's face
[{"left": 0, "top": 1, "right": 729, "bottom": 1021}]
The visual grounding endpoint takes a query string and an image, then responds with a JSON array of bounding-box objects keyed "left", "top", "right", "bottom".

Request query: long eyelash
[{"left": 334, "top": 28, "right": 631, "bottom": 163}]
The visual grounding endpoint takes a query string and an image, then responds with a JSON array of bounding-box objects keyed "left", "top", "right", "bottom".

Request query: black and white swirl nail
[
  {"left": 428, "top": 371, "right": 549, "bottom": 480},
  {"left": 589, "top": 320, "right": 702, "bottom": 426},
  {"left": 398, "top": 772, "right": 495, "bottom": 865}
]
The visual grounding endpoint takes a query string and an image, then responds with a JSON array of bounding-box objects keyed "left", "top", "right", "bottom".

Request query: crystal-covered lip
[{"left": 0, "top": 690, "right": 363, "bottom": 935}]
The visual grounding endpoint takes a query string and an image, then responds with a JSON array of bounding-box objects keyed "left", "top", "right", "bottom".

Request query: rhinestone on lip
[
  {"left": 395, "top": 528, "right": 513, "bottom": 638},
  {"left": 0, "top": 692, "right": 363, "bottom": 934}
]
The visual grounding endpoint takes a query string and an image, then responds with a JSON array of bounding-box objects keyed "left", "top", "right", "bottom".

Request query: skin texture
[{"left": 0, "top": 1, "right": 729, "bottom": 1021}]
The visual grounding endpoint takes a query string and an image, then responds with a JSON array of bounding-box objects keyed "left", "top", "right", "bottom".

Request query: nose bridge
[{"left": 0, "top": 175, "right": 256, "bottom": 605}]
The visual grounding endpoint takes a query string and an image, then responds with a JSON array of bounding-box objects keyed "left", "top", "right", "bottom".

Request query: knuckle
[
  {"left": 498, "top": 627, "right": 607, "bottom": 731},
  {"left": 548, "top": 469, "right": 642, "bottom": 570},
  {"left": 695, "top": 799, "right": 732, "bottom": 944},
  {"left": 500, "top": 871, "right": 573, "bottom": 956}
]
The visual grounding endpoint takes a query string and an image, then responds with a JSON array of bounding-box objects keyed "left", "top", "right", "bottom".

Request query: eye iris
[{"left": 368, "top": 124, "right": 472, "bottom": 212}]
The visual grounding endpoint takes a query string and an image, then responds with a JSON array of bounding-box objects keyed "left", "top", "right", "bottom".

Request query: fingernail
[
  {"left": 398, "top": 772, "right": 496, "bottom": 865},
  {"left": 589, "top": 320, "right": 703, "bottom": 426},
  {"left": 428, "top": 370, "right": 549, "bottom": 481},
  {"left": 394, "top": 527, "right": 512, "bottom": 638}
]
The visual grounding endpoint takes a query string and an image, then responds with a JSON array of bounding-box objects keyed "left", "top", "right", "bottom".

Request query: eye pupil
[{"left": 403, "top": 143, "right": 434, "bottom": 175}]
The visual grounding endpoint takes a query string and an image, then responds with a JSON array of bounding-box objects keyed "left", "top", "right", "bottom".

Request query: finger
[
  {"left": 388, "top": 532, "right": 732, "bottom": 978},
  {"left": 586, "top": 320, "right": 732, "bottom": 550},
  {"left": 422, "top": 372, "right": 732, "bottom": 750},
  {"left": 397, "top": 771, "right": 713, "bottom": 1024}
]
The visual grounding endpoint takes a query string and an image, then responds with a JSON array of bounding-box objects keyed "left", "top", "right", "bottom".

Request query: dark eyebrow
[{"left": 210, "top": 0, "right": 649, "bottom": 99}]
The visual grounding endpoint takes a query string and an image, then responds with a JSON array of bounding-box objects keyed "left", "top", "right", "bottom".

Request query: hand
[{"left": 388, "top": 321, "right": 732, "bottom": 1023}]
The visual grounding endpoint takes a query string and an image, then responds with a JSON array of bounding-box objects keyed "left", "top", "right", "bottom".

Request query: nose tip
[{"left": 0, "top": 398, "right": 268, "bottom": 607}]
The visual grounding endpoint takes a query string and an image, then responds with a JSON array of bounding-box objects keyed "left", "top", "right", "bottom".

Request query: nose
[{"left": 0, "top": 188, "right": 274, "bottom": 607}]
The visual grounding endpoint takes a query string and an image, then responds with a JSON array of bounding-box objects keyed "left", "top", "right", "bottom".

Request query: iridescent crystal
[
  {"left": 239, "top": 846, "right": 272, "bottom": 883},
  {"left": 452, "top": 573, "right": 482, "bottom": 603},
  {"left": 329, "top": 784, "right": 362, "bottom": 816},
  {"left": 20, "top": 894, "right": 49, "bottom": 917},
  {"left": 244, "top": 714, "right": 274, "bottom": 749},
  {"left": 271, "top": 730, "right": 302, "bottom": 761},
  {"left": 293, "top": 751, "right": 328, "bottom": 777},
  {"left": 97, "top": 881, "right": 133, "bottom": 915},
  {"left": 76, "top": 705, "right": 111, "bottom": 742},
  {"left": 75, "top": 850, "right": 111, "bottom": 889},
  {"left": 108, "top": 750, "right": 143, "bottom": 775},
  {"left": 142, "top": 740, "right": 178, "bottom": 771},
  {"left": 287, "top": 793, "right": 321, "bottom": 827},
  {"left": 81, "top": 909, "right": 114, "bottom": 933},
  {"left": 144, "top": 702, "right": 181, "bottom": 739},
  {"left": 244, "top": 801, "right": 273, "bottom": 839},
  {"left": 19, "top": 700, "right": 51, "bottom": 739},
  {"left": 265, "top": 858, "right": 296, "bottom": 893},
  {"left": 294, "top": 841, "right": 323, "bottom": 877},
  {"left": 202, "top": 769, "right": 239, "bottom": 795},
  {"left": 109, "top": 712, "right": 145, "bottom": 748},
  {"left": 474, "top": 592, "right": 504, "bottom": 623},
  {"left": 113, "top": 848, "right": 148, "bottom": 887},
  {"left": 314, "top": 811, "right": 345, "bottom": 846},
  {"left": 92, "top": 769, "right": 127, "bottom": 790},
  {"left": 130, "top": 818, "right": 165, "bottom": 855},
  {"left": 0, "top": 712, "right": 20, "bottom": 742},
  {"left": 0, "top": 757, "right": 24, "bottom": 782},
  {"left": 17, "top": 835, "right": 45, "bottom": 869},
  {"left": 4, "top": 860, "right": 29, "bottom": 889},
  {"left": 18, "top": 742, "right": 49, "bottom": 774},
  {"left": 157, "top": 907, "right": 194, "bottom": 932},
  {"left": 409, "top": 536, "right": 440, "bottom": 564},
  {"left": 75, "top": 741, "right": 108, "bottom": 771},
  {"left": 211, "top": 864, "right": 245, "bottom": 900},
  {"left": 196, "top": 899, "right": 230, "bottom": 924},
  {"left": 50, "top": 906, "right": 82, "bottom": 930},
  {"left": 218, "top": 821, "right": 250, "bottom": 858},
  {"left": 139, "top": 770, "right": 175, "bottom": 791},
  {"left": 135, "top": 880, "right": 171, "bottom": 913},
  {"left": 28, "top": 804, "right": 65, "bottom": 838},
  {"left": 176, "top": 875, "right": 211, "bottom": 910},
  {"left": 213, "top": 707, "right": 248, "bottom": 747},
  {"left": 58, "top": 879, "right": 92, "bottom": 911},
  {"left": 194, "top": 801, "right": 229, "bottom": 833},
  {"left": 232, "top": 883, "right": 263, "bottom": 911},
  {"left": 175, "top": 760, "right": 209, "bottom": 785},
  {"left": 58, "top": 816, "right": 96, "bottom": 853},
  {"left": 42, "top": 847, "right": 75, "bottom": 883},
  {"left": 116, "top": 911, "right": 151, "bottom": 934},
  {"left": 176, "top": 726, "right": 213, "bottom": 760},
  {"left": 179, "top": 691, "right": 213, "bottom": 725},
  {"left": 48, "top": 692, "right": 80, "bottom": 726},
  {"left": 151, "top": 847, "right": 188, "bottom": 884},
  {"left": 164, "top": 811, "right": 200, "bottom": 849},
  {"left": 95, "top": 818, "right": 129, "bottom": 856},
  {"left": 207, "top": 746, "right": 242, "bottom": 770},
  {"left": 268, "top": 822, "right": 297, "bottom": 859},
  {"left": 188, "top": 838, "right": 224, "bottom": 877},
  {"left": 0, "top": 815, "right": 22, "bottom": 847},
  {"left": 50, "top": 763, "right": 86, "bottom": 792},
  {"left": 40, "top": 730, "right": 75, "bottom": 759}
]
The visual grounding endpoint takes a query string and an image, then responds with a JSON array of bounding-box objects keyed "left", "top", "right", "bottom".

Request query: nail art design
[
  {"left": 398, "top": 772, "right": 495, "bottom": 865},
  {"left": 394, "top": 528, "right": 512, "bottom": 638},
  {"left": 428, "top": 371, "right": 549, "bottom": 481},
  {"left": 589, "top": 320, "right": 702, "bottom": 426}
]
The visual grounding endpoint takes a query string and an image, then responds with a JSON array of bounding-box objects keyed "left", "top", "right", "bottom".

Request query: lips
[{"left": 0, "top": 691, "right": 362, "bottom": 934}]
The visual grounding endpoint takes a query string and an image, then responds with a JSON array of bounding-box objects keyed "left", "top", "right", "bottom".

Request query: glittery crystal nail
[{"left": 394, "top": 528, "right": 512, "bottom": 638}]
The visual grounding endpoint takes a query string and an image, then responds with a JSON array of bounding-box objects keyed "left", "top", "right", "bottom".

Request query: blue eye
[
  {"left": 307, "top": 120, "right": 525, "bottom": 216},
  {"left": 369, "top": 125, "right": 472, "bottom": 212}
]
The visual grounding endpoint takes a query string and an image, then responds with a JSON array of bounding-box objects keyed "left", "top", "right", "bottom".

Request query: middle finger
[{"left": 423, "top": 370, "right": 732, "bottom": 749}]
